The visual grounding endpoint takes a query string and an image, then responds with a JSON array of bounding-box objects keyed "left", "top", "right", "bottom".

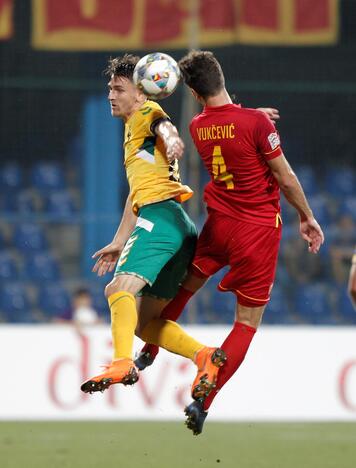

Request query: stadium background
[{"left": 0, "top": 1, "right": 355, "bottom": 468}]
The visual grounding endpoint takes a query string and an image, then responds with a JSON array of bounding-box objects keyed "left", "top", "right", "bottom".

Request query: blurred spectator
[
  {"left": 348, "top": 247, "right": 356, "bottom": 309},
  {"left": 329, "top": 215, "right": 356, "bottom": 285},
  {"left": 54, "top": 287, "right": 101, "bottom": 326}
]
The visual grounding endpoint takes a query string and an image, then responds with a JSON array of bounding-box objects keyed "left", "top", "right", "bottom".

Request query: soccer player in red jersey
[{"left": 136, "top": 51, "right": 324, "bottom": 434}]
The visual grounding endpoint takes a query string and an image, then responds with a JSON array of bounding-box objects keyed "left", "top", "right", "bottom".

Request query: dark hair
[
  {"left": 178, "top": 50, "right": 225, "bottom": 99},
  {"left": 104, "top": 54, "right": 141, "bottom": 79},
  {"left": 73, "top": 288, "right": 91, "bottom": 298}
]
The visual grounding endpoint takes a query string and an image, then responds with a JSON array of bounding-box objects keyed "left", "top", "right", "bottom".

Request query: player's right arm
[
  {"left": 92, "top": 195, "right": 137, "bottom": 276},
  {"left": 155, "top": 120, "right": 185, "bottom": 162},
  {"left": 267, "top": 154, "right": 324, "bottom": 254}
]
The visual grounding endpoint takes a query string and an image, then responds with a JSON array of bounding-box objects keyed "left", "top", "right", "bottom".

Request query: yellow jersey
[{"left": 124, "top": 100, "right": 193, "bottom": 213}]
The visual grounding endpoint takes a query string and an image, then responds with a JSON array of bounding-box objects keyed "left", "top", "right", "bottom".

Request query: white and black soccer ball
[{"left": 133, "top": 52, "right": 180, "bottom": 100}]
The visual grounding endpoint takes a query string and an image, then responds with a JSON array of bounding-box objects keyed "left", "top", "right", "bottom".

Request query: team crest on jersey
[{"left": 268, "top": 132, "right": 280, "bottom": 150}]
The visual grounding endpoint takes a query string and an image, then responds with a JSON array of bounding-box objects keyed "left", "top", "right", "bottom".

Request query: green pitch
[{"left": 1, "top": 421, "right": 356, "bottom": 468}]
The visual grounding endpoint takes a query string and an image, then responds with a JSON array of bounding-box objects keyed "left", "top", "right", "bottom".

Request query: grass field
[{"left": 1, "top": 422, "right": 356, "bottom": 468}]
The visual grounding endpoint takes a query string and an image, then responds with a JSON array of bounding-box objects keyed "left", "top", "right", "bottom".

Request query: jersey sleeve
[
  {"left": 254, "top": 112, "right": 283, "bottom": 161},
  {"left": 140, "top": 103, "right": 170, "bottom": 136}
]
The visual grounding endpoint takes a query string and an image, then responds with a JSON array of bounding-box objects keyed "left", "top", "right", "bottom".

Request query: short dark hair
[
  {"left": 104, "top": 54, "right": 140, "bottom": 80},
  {"left": 178, "top": 50, "right": 225, "bottom": 99},
  {"left": 73, "top": 287, "right": 91, "bottom": 298}
]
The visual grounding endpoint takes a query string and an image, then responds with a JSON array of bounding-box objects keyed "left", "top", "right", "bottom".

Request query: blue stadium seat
[
  {"left": 0, "top": 163, "right": 23, "bottom": 191},
  {"left": 294, "top": 283, "right": 335, "bottom": 324},
  {"left": 31, "top": 162, "right": 65, "bottom": 191},
  {"left": 307, "top": 195, "right": 331, "bottom": 226},
  {"left": 264, "top": 285, "right": 293, "bottom": 324},
  {"left": 295, "top": 165, "right": 318, "bottom": 196},
  {"left": 45, "top": 190, "right": 76, "bottom": 216},
  {"left": 337, "top": 289, "right": 356, "bottom": 324},
  {"left": 13, "top": 223, "right": 48, "bottom": 253},
  {"left": 24, "top": 252, "right": 60, "bottom": 281},
  {"left": 89, "top": 283, "right": 109, "bottom": 319},
  {"left": 0, "top": 230, "right": 4, "bottom": 249},
  {"left": 0, "top": 283, "right": 33, "bottom": 323},
  {"left": 325, "top": 167, "right": 355, "bottom": 198},
  {"left": 339, "top": 197, "right": 356, "bottom": 219},
  {"left": 38, "top": 283, "right": 70, "bottom": 316},
  {"left": 2, "top": 191, "right": 36, "bottom": 214},
  {"left": 0, "top": 251, "right": 19, "bottom": 281},
  {"left": 212, "top": 289, "right": 236, "bottom": 323}
]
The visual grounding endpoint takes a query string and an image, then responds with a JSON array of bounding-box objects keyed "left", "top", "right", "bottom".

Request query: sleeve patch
[{"left": 268, "top": 132, "right": 280, "bottom": 150}]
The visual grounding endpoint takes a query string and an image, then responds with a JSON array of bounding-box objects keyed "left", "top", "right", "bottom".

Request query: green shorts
[{"left": 114, "top": 199, "right": 197, "bottom": 300}]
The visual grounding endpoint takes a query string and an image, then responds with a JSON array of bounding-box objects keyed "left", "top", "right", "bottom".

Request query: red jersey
[{"left": 190, "top": 104, "right": 283, "bottom": 227}]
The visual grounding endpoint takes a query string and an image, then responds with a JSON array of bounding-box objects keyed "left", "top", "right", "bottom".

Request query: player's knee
[
  {"left": 236, "top": 305, "right": 265, "bottom": 328},
  {"left": 104, "top": 278, "right": 124, "bottom": 299}
]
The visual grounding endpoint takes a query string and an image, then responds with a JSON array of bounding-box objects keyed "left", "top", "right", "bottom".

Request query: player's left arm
[{"left": 154, "top": 120, "right": 185, "bottom": 162}]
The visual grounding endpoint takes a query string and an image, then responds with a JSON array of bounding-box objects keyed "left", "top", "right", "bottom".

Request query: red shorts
[{"left": 191, "top": 210, "right": 282, "bottom": 307}]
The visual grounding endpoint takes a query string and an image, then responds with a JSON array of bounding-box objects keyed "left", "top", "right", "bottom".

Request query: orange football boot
[
  {"left": 191, "top": 347, "right": 227, "bottom": 401},
  {"left": 81, "top": 358, "right": 139, "bottom": 394}
]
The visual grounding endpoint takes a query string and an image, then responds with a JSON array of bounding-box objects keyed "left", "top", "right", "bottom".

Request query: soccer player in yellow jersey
[{"left": 81, "top": 55, "right": 226, "bottom": 398}]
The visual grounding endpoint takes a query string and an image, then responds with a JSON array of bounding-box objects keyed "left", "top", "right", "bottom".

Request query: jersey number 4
[{"left": 212, "top": 145, "right": 234, "bottom": 189}]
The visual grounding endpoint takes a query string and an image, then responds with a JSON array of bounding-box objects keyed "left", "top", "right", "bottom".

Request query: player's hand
[
  {"left": 300, "top": 217, "right": 325, "bottom": 254},
  {"left": 166, "top": 135, "right": 185, "bottom": 162},
  {"left": 92, "top": 242, "right": 123, "bottom": 277},
  {"left": 258, "top": 107, "right": 280, "bottom": 124}
]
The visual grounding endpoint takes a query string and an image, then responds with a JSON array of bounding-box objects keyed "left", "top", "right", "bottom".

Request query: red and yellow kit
[{"left": 190, "top": 104, "right": 283, "bottom": 306}]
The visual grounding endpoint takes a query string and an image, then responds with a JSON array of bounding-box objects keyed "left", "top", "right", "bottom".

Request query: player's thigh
[
  {"left": 191, "top": 210, "right": 229, "bottom": 277},
  {"left": 221, "top": 222, "right": 281, "bottom": 306},
  {"left": 105, "top": 274, "right": 147, "bottom": 298},
  {"left": 236, "top": 303, "right": 266, "bottom": 328},
  {"left": 141, "top": 234, "right": 196, "bottom": 300},
  {"left": 115, "top": 201, "right": 194, "bottom": 290},
  {"left": 135, "top": 295, "right": 170, "bottom": 336}
]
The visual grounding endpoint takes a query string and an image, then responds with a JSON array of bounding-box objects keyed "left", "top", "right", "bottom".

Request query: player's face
[{"left": 108, "top": 75, "right": 140, "bottom": 121}]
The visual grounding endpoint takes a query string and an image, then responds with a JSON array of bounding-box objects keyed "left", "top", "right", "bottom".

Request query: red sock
[
  {"left": 203, "top": 321, "right": 256, "bottom": 411},
  {"left": 140, "top": 287, "right": 194, "bottom": 358}
]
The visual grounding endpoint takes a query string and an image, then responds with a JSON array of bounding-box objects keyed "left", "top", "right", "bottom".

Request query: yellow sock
[
  {"left": 108, "top": 291, "right": 137, "bottom": 360},
  {"left": 141, "top": 318, "right": 203, "bottom": 361}
]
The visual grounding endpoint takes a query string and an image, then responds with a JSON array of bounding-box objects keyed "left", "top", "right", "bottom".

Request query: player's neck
[
  {"left": 204, "top": 89, "right": 232, "bottom": 107},
  {"left": 123, "top": 97, "right": 148, "bottom": 122}
]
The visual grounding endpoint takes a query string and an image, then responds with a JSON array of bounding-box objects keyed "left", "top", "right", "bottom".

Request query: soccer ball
[{"left": 133, "top": 52, "right": 180, "bottom": 100}]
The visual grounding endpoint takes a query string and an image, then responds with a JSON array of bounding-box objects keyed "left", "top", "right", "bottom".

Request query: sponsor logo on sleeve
[{"left": 268, "top": 132, "right": 280, "bottom": 150}]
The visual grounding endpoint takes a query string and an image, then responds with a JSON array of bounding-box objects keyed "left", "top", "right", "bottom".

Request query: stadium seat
[
  {"left": 0, "top": 283, "right": 33, "bottom": 323},
  {"left": 337, "top": 289, "right": 356, "bottom": 324},
  {"left": 23, "top": 252, "right": 60, "bottom": 281},
  {"left": 294, "top": 284, "right": 335, "bottom": 324},
  {"left": 339, "top": 197, "right": 356, "bottom": 219},
  {"left": 89, "top": 283, "right": 109, "bottom": 319},
  {"left": 2, "top": 191, "right": 36, "bottom": 214},
  {"left": 45, "top": 190, "right": 76, "bottom": 216},
  {"left": 37, "top": 283, "right": 70, "bottom": 317},
  {"left": 0, "top": 163, "right": 23, "bottom": 191},
  {"left": 294, "top": 165, "right": 318, "bottom": 196},
  {"left": 13, "top": 223, "right": 48, "bottom": 253},
  {"left": 307, "top": 195, "right": 331, "bottom": 226},
  {"left": 264, "top": 285, "right": 294, "bottom": 324},
  {"left": 325, "top": 167, "right": 355, "bottom": 198},
  {"left": 0, "top": 251, "right": 19, "bottom": 281},
  {"left": 211, "top": 288, "right": 236, "bottom": 323},
  {"left": 31, "top": 162, "right": 66, "bottom": 191}
]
